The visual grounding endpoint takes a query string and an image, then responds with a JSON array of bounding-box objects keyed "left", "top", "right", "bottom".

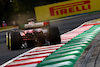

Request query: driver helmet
[{"left": 27, "top": 18, "right": 35, "bottom": 24}]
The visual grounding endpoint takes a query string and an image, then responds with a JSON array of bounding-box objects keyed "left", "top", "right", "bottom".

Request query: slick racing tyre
[
  {"left": 8, "top": 32, "right": 22, "bottom": 50},
  {"left": 47, "top": 27, "right": 61, "bottom": 44}
]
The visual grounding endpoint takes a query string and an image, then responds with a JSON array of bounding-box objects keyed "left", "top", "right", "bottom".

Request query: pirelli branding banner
[{"left": 35, "top": 0, "right": 100, "bottom": 21}]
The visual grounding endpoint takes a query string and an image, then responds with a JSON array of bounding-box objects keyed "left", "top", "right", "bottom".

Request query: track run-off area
[{"left": 1, "top": 12, "right": 100, "bottom": 67}]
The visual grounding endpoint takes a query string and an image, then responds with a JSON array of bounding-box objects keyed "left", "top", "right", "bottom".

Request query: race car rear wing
[{"left": 19, "top": 22, "right": 50, "bottom": 29}]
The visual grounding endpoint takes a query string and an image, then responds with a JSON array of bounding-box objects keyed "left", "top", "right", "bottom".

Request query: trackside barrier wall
[
  {"left": 35, "top": 0, "right": 100, "bottom": 21},
  {"left": 36, "top": 25, "right": 100, "bottom": 67}
]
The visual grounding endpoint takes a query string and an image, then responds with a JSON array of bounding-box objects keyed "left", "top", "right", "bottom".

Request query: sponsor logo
[{"left": 49, "top": 0, "right": 91, "bottom": 16}]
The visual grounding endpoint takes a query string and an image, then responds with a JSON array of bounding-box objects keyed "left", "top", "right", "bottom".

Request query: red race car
[{"left": 6, "top": 20, "right": 61, "bottom": 50}]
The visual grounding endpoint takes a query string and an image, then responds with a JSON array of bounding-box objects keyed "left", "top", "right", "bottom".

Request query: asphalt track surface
[
  {"left": 74, "top": 32, "right": 100, "bottom": 67},
  {"left": 1, "top": 12, "right": 100, "bottom": 66}
]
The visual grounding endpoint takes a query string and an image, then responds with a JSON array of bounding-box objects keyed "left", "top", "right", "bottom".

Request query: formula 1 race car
[{"left": 6, "top": 21, "right": 61, "bottom": 50}]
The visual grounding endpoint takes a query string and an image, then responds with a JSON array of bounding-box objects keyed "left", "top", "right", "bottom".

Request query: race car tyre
[
  {"left": 6, "top": 32, "right": 10, "bottom": 49},
  {"left": 8, "top": 32, "right": 22, "bottom": 50},
  {"left": 47, "top": 27, "right": 61, "bottom": 44},
  {"left": 35, "top": 32, "right": 45, "bottom": 46}
]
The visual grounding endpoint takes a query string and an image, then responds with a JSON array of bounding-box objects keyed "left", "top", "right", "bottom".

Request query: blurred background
[{"left": 0, "top": 0, "right": 69, "bottom": 26}]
